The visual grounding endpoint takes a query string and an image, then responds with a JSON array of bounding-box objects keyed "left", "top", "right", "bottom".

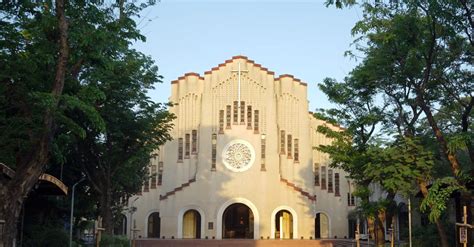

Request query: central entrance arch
[
  {"left": 223, "top": 203, "right": 254, "bottom": 239},
  {"left": 216, "top": 198, "right": 260, "bottom": 239}
]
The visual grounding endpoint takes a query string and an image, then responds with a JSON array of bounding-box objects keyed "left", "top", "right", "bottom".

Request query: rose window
[{"left": 222, "top": 140, "right": 255, "bottom": 172}]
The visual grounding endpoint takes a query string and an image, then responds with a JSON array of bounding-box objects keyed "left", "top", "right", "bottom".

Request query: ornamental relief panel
[{"left": 222, "top": 139, "right": 255, "bottom": 172}]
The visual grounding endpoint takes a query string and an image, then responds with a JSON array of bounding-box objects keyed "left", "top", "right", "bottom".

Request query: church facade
[{"left": 125, "top": 56, "right": 356, "bottom": 240}]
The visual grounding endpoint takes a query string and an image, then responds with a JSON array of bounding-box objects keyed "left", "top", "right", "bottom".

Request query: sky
[{"left": 133, "top": 0, "right": 363, "bottom": 111}]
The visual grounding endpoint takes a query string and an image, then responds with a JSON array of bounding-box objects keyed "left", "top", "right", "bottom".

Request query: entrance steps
[{"left": 135, "top": 239, "right": 367, "bottom": 247}]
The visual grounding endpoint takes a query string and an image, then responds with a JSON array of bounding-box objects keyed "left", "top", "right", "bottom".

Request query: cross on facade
[{"left": 231, "top": 63, "right": 248, "bottom": 108}]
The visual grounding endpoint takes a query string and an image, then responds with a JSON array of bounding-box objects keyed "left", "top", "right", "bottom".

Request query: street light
[
  {"left": 129, "top": 197, "right": 139, "bottom": 242},
  {"left": 69, "top": 177, "right": 86, "bottom": 247}
]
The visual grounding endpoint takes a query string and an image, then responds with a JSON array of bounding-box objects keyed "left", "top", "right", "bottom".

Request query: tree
[
  {"left": 65, "top": 48, "right": 173, "bottom": 234},
  {"left": 0, "top": 1, "right": 166, "bottom": 244},
  {"left": 0, "top": 1, "right": 70, "bottom": 245},
  {"left": 320, "top": 1, "right": 473, "bottom": 246}
]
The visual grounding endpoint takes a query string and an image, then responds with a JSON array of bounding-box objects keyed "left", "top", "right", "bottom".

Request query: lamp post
[
  {"left": 129, "top": 197, "right": 139, "bottom": 246},
  {"left": 69, "top": 177, "right": 86, "bottom": 247}
]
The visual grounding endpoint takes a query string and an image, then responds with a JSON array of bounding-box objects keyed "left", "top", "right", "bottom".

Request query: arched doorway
[
  {"left": 315, "top": 212, "right": 329, "bottom": 239},
  {"left": 275, "top": 210, "right": 293, "bottom": 239},
  {"left": 147, "top": 212, "right": 161, "bottom": 238},
  {"left": 182, "top": 210, "right": 201, "bottom": 239},
  {"left": 113, "top": 214, "right": 127, "bottom": 235},
  {"left": 223, "top": 203, "right": 254, "bottom": 239}
]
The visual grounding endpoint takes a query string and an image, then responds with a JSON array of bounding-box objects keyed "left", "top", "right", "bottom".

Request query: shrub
[{"left": 100, "top": 234, "right": 129, "bottom": 247}]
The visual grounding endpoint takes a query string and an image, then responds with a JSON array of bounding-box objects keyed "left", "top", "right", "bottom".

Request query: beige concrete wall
[{"left": 127, "top": 56, "right": 353, "bottom": 240}]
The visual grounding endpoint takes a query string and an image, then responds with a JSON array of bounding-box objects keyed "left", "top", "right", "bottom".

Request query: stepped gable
[{"left": 172, "top": 55, "right": 307, "bottom": 86}]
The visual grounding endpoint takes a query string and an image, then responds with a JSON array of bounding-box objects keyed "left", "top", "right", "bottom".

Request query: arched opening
[
  {"left": 147, "top": 212, "right": 161, "bottom": 238},
  {"left": 223, "top": 203, "right": 254, "bottom": 239},
  {"left": 275, "top": 210, "right": 293, "bottom": 239},
  {"left": 315, "top": 213, "right": 329, "bottom": 239},
  {"left": 113, "top": 214, "right": 127, "bottom": 235},
  {"left": 182, "top": 210, "right": 201, "bottom": 239}
]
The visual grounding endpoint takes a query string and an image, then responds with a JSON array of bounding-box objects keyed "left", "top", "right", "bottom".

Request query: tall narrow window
[
  {"left": 151, "top": 165, "right": 157, "bottom": 189},
  {"left": 185, "top": 133, "right": 190, "bottom": 158},
  {"left": 178, "top": 138, "right": 183, "bottom": 162},
  {"left": 328, "top": 169, "right": 333, "bottom": 193},
  {"left": 321, "top": 166, "right": 327, "bottom": 190},
  {"left": 254, "top": 110, "right": 259, "bottom": 133},
  {"left": 348, "top": 193, "right": 355, "bottom": 206},
  {"left": 192, "top": 130, "right": 197, "bottom": 154},
  {"left": 247, "top": 105, "right": 252, "bottom": 129},
  {"left": 240, "top": 101, "right": 245, "bottom": 124},
  {"left": 144, "top": 167, "right": 150, "bottom": 192},
  {"left": 261, "top": 134, "right": 266, "bottom": 171},
  {"left": 219, "top": 110, "right": 224, "bottom": 133},
  {"left": 280, "top": 130, "right": 286, "bottom": 154},
  {"left": 335, "top": 173, "right": 340, "bottom": 196},
  {"left": 314, "top": 163, "right": 320, "bottom": 186},
  {"left": 233, "top": 101, "right": 238, "bottom": 124},
  {"left": 294, "top": 138, "right": 299, "bottom": 162},
  {"left": 158, "top": 162, "right": 163, "bottom": 185},
  {"left": 211, "top": 134, "right": 217, "bottom": 171},
  {"left": 226, "top": 105, "right": 231, "bottom": 129},
  {"left": 287, "top": 134, "right": 292, "bottom": 159}
]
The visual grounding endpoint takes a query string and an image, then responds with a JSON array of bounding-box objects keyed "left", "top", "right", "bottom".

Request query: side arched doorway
[
  {"left": 223, "top": 203, "right": 254, "bottom": 239},
  {"left": 183, "top": 210, "right": 201, "bottom": 239},
  {"left": 147, "top": 212, "right": 161, "bottom": 238},
  {"left": 315, "top": 212, "right": 329, "bottom": 239},
  {"left": 275, "top": 210, "right": 293, "bottom": 239}
]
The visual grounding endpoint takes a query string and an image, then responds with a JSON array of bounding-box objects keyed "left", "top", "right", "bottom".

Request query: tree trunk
[
  {"left": 417, "top": 96, "right": 461, "bottom": 176},
  {"left": 375, "top": 210, "right": 386, "bottom": 247},
  {"left": 99, "top": 175, "right": 114, "bottom": 235},
  {"left": 418, "top": 180, "right": 450, "bottom": 247},
  {"left": 0, "top": 0, "right": 69, "bottom": 246},
  {"left": 367, "top": 217, "right": 375, "bottom": 241}
]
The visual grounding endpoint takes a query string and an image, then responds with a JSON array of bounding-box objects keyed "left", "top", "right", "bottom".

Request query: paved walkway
[{"left": 134, "top": 239, "right": 372, "bottom": 247}]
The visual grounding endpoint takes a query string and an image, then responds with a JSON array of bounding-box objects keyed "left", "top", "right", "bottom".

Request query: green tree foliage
[
  {"left": 319, "top": 0, "right": 473, "bottom": 246},
  {"left": 0, "top": 0, "right": 172, "bottom": 244}
]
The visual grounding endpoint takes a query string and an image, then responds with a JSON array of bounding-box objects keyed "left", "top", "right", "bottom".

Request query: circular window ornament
[{"left": 222, "top": 139, "right": 255, "bottom": 172}]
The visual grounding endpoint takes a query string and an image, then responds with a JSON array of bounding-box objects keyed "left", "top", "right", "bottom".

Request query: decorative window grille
[
  {"left": 280, "top": 130, "right": 286, "bottom": 154},
  {"left": 219, "top": 110, "right": 224, "bottom": 133},
  {"left": 247, "top": 105, "right": 252, "bottom": 129},
  {"left": 287, "top": 135, "right": 292, "bottom": 158},
  {"left": 314, "top": 163, "right": 320, "bottom": 186},
  {"left": 185, "top": 133, "right": 190, "bottom": 158},
  {"left": 335, "top": 173, "right": 340, "bottom": 196},
  {"left": 321, "top": 166, "right": 327, "bottom": 190},
  {"left": 158, "top": 162, "right": 163, "bottom": 185},
  {"left": 144, "top": 167, "right": 150, "bottom": 192},
  {"left": 240, "top": 101, "right": 245, "bottom": 124},
  {"left": 151, "top": 165, "right": 157, "bottom": 189},
  {"left": 233, "top": 101, "right": 238, "bottom": 124},
  {"left": 294, "top": 138, "right": 299, "bottom": 162},
  {"left": 226, "top": 105, "right": 231, "bottom": 129},
  {"left": 192, "top": 130, "right": 197, "bottom": 154},
  {"left": 178, "top": 138, "right": 183, "bottom": 162},
  {"left": 254, "top": 110, "right": 259, "bottom": 133},
  {"left": 328, "top": 169, "right": 333, "bottom": 193},
  {"left": 211, "top": 134, "right": 217, "bottom": 171},
  {"left": 348, "top": 193, "right": 355, "bottom": 206}
]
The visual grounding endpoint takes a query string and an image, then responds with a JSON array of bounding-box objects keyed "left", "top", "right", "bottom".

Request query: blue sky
[{"left": 133, "top": 0, "right": 362, "bottom": 111}]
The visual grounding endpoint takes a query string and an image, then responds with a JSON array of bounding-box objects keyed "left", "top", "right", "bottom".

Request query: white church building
[{"left": 122, "top": 55, "right": 357, "bottom": 240}]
